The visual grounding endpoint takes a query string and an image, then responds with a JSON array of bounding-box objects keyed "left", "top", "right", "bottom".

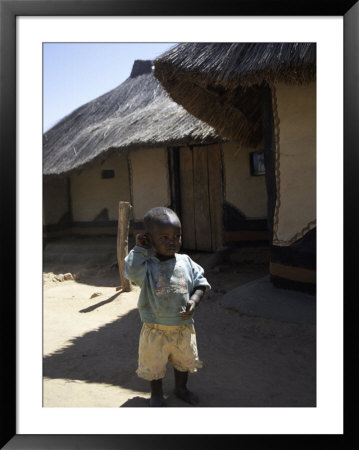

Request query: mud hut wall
[
  {"left": 222, "top": 142, "right": 267, "bottom": 218},
  {"left": 70, "top": 152, "right": 131, "bottom": 223},
  {"left": 273, "top": 81, "right": 316, "bottom": 244},
  {"left": 43, "top": 177, "right": 69, "bottom": 226},
  {"left": 129, "top": 146, "right": 170, "bottom": 222},
  {"left": 221, "top": 142, "right": 268, "bottom": 242}
]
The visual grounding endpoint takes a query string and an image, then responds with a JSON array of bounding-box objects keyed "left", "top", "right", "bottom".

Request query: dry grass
[
  {"left": 153, "top": 43, "right": 316, "bottom": 145},
  {"left": 43, "top": 60, "right": 223, "bottom": 176}
]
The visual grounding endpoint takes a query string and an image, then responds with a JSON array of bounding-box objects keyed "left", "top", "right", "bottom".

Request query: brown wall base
[
  {"left": 270, "top": 274, "right": 316, "bottom": 295},
  {"left": 224, "top": 230, "right": 269, "bottom": 242},
  {"left": 270, "top": 261, "right": 316, "bottom": 284},
  {"left": 44, "top": 228, "right": 269, "bottom": 245},
  {"left": 43, "top": 229, "right": 73, "bottom": 239},
  {"left": 43, "top": 227, "right": 117, "bottom": 239}
]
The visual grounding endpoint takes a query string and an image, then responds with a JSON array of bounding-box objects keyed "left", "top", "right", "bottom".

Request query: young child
[{"left": 124, "top": 206, "right": 210, "bottom": 407}]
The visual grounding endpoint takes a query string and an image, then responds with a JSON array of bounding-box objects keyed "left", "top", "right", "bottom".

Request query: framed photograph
[
  {"left": 250, "top": 151, "right": 265, "bottom": 176},
  {"left": 2, "top": 0, "right": 357, "bottom": 448}
]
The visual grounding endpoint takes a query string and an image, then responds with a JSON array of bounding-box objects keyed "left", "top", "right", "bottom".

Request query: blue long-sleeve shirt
[{"left": 124, "top": 245, "right": 211, "bottom": 326}]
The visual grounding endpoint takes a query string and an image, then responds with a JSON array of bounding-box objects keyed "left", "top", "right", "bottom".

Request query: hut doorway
[{"left": 179, "top": 144, "right": 223, "bottom": 252}]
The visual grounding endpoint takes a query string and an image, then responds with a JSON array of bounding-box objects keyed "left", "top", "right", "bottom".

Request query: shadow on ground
[
  {"left": 79, "top": 291, "right": 123, "bottom": 313},
  {"left": 43, "top": 297, "right": 316, "bottom": 407},
  {"left": 43, "top": 308, "right": 146, "bottom": 393},
  {"left": 43, "top": 237, "right": 315, "bottom": 407},
  {"left": 120, "top": 396, "right": 149, "bottom": 407},
  {"left": 120, "top": 393, "right": 195, "bottom": 408}
]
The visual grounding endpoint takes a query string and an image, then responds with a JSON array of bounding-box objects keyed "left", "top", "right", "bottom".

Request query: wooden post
[{"left": 117, "top": 201, "right": 133, "bottom": 292}]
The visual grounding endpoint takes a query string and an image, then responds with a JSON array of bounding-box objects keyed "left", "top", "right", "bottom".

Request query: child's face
[{"left": 148, "top": 218, "right": 182, "bottom": 259}]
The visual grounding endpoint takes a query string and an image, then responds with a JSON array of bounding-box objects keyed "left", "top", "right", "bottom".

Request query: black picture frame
[{"left": 1, "top": 0, "right": 357, "bottom": 448}]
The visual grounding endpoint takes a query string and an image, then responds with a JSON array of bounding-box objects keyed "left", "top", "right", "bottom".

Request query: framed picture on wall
[{"left": 250, "top": 151, "right": 265, "bottom": 176}]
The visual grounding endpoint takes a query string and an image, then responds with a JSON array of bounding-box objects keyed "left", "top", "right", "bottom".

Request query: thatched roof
[
  {"left": 43, "top": 60, "right": 222, "bottom": 176},
  {"left": 153, "top": 43, "right": 316, "bottom": 146}
]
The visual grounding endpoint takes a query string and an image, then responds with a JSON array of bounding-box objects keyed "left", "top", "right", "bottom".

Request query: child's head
[{"left": 144, "top": 207, "right": 182, "bottom": 259}]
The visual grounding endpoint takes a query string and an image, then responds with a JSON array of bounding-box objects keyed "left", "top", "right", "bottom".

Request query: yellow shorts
[{"left": 136, "top": 323, "right": 203, "bottom": 380}]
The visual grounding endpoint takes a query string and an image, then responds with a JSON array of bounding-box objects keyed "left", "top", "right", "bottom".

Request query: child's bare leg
[
  {"left": 150, "top": 379, "right": 165, "bottom": 407},
  {"left": 173, "top": 368, "right": 199, "bottom": 405}
]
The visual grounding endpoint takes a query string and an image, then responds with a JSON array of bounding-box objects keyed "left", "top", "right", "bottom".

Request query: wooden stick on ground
[{"left": 117, "top": 201, "right": 133, "bottom": 292}]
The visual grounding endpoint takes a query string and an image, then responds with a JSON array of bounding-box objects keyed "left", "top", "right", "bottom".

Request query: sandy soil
[{"left": 43, "top": 237, "right": 316, "bottom": 407}]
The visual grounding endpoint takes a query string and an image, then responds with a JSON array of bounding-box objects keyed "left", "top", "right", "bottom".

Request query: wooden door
[{"left": 179, "top": 144, "right": 223, "bottom": 251}]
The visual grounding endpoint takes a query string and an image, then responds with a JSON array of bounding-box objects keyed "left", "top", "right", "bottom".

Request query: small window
[
  {"left": 101, "top": 169, "right": 115, "bottom": 179},
  {"left": 250, "top": 152, "right": 265, "bottom": 176}
]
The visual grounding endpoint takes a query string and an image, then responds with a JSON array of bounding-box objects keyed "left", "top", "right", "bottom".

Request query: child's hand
[
  {"left": 179, "top": 300, "right": 196, "bottom": 320},
  {"left": 136, "top": 233, "right": 151, "bottom": 249},
  {"left": 179, "top": 288, "right": 204, "bottom": 319}
]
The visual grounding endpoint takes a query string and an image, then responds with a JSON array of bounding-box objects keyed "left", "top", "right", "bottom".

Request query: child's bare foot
[
  {"left": 149, "top": 393, "right": 165, "bottom": 407},
  {"left": 174, "top": 387, "right": 199, "bottom": 405}
]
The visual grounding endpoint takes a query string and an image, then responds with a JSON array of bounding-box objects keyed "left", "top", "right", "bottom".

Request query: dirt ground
[{"left": 43, "top": 236, "right": 316, "bottom": 408}]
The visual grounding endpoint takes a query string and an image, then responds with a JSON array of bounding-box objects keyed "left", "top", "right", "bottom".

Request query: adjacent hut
[
  {"left": 44, "top": 59, "right": 269, "bottom": 251},
  {"left": 154, "top": 43, "right": 316, "bottom": 292}
]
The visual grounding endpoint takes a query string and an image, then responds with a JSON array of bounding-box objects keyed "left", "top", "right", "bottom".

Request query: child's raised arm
[{"left": 124, "top": 234, "right": 152, "bottom": 287}]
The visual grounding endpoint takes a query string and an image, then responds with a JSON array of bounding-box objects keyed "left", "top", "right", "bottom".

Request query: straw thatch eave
[
  {"left": 43, "top": 60, "right": 223, "bottom": 176},
  {"left": 153, "top": 43, "right": 316, "bottom": 145}
]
